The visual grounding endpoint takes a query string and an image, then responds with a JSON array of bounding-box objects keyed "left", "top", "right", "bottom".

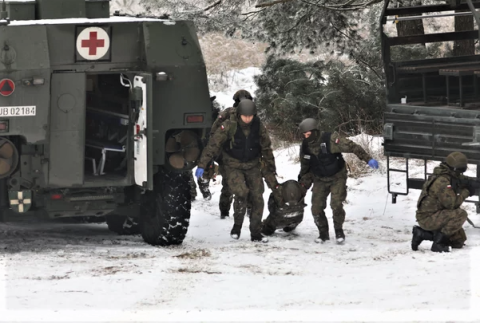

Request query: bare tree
[{"left": 453, "top": 13, "right": 474, "bottom": 56}]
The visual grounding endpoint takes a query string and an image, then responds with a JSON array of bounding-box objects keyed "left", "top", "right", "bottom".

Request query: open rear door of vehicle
[{"left": 132, "top": 74, "right": 153, "bottom": 190}]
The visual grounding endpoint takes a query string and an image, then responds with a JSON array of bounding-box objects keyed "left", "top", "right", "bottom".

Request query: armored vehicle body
[
  {"left": 0, "top": 0, "right": 213, "bottom": 245},
  {"left": 380, "top": 0, "right": 480, "bottom": 206}
]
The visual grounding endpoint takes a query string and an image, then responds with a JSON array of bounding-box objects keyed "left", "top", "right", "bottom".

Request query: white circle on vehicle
[{"left": 76, "top": 27, "right": 110, "bottom": 60}]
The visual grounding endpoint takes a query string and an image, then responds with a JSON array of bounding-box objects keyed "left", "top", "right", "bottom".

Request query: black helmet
[
  {"left": 298, "top": 118, "right": 317, "bottom": 133},
  {"left": 446, "top": 152, "right": 468, "bottom": 172},
  {"left": 233, "top": 90, "right": 253, "bottom": 107},
  {"left": 281, "top": 180, "right": 303, "bottom": 205},
  {"left": 237, "top": 99, "right": 257, "bottom": 116}
]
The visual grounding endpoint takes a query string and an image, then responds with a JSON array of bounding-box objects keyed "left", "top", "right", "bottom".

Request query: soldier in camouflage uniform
[
  {"left": 297, "top": 118, "right": 379, "bottom": 244},
  {"left": 208, "top": 90, "right": 254, "bottom": 219},
  {"left": 412, "top": 152, "right": 474, "bottom": 252},
  {"left": 196, "top": 99, "right": 281, "bottom": 242}
]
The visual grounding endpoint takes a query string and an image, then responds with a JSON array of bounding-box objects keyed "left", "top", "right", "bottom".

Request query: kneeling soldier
[{"left": 413, "top": 152, "right": 474, "bottom": 252}]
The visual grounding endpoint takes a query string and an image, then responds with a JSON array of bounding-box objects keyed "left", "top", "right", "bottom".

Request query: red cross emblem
[
  {"left": 81, "top": 32, "right": 105, "bottom": 55},
  {"left": 76, "top": 27, "right": 110, "bottom": 60}
]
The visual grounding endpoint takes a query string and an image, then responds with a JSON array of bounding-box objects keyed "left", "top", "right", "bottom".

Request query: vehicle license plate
[{"left": 0, "top": 106, "right": 36, "bottom": 117}]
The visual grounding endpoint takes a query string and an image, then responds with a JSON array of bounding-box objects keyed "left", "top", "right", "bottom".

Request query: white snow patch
[{"left": 9, "top": 16, "right": 168, "bottom": 26}]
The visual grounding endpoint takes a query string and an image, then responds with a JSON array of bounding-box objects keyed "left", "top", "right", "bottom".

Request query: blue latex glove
[
  {"left": 368, "top": 159, "right": 379, "bottom": 169},
  {"left": 195, "top": 168, "right": 204, "bottom": 179}
]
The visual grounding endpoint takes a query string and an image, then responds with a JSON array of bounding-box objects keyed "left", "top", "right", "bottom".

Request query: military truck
[
  {"left": 381, "top": 0, "right": 480, "bottom": 206},
  {"left": 0, "top": 0, "right": 213, "bottom": 246}
]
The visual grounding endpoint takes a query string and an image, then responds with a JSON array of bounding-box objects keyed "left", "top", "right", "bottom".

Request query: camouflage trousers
[
  {"left": 311, "top": 172, "right": 347, "bottom": 232},
  {"left": 224, "top": 165, "right": 264, "bottom": 237},
  {"left": 218, "top": 163, "right": 233, "bottom": 215},
  {"left": 418, "top": 208, "right": 468, "bottom": 243}
]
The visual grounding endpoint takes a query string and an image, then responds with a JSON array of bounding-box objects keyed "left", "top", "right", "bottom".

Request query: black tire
[
  {"left": 106, "top": 215, "right": 140, "bottom": 235},
  {"left": 140, "top": 166, "right": 191, "bottom": 246}
]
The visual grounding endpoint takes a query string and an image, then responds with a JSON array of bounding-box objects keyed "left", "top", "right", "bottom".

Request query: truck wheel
[
  {"left": 140, "top": 166, "right": 191, "bottom": 246},
  {"left": 106, "top": 215, "right": 140, "bottom": 235}
]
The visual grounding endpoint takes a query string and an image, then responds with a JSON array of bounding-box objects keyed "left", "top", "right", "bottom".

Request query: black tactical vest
[
  {"left": 303, "top": 132, "right": 345, "bottom": 177},
  {"left": 224, "top": 116, "right": 261, "bottom": 162}
]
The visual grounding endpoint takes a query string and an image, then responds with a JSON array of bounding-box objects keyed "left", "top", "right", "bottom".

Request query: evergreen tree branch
[
  {"left": 327, "top": 22, "right": 383, "bottom": 80},
  {"left": 349, "top": 51, "right": 383, "bottom": 80},
  {"left": 255, "top": 0, "right": 296, "bottom": 8},
  {"left": 241, "top": 8, "right": 266, "bottom": 16},
  {"left": 204, "top": 0, "right": 222, "bottom": 11},
  {"left": 279, "top": 13, "right": 310, "bottom": 33},
  {"left": 300, "top": 0, "right": 383, "bottom": 11}
]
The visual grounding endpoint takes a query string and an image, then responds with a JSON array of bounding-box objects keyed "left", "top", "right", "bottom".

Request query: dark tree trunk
[
  {"left": 453, "top": 13, "right": 474, "bottom": 56},
  {"left": 396, "top": 0, "right": 425, "bottom": 45}
]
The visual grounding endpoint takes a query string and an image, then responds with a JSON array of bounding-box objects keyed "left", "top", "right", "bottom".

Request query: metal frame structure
[{"left": 380, "top": 0, "right": 480, "bottom": 210}]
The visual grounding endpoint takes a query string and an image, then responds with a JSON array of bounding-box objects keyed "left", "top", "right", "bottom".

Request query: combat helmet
[
  {"left": 233, "top": 89, "right": 253, "bottom": 107},
  {"left": 445, "top": 152, "right": 468, "bottom": 172},
  {"left": 237, "top": 99, "right": 257, "bottom": 116},
  {"left": 281, "top": 180, "right": 304, "bottom": 205},
  {"left": 298, "top": 118, "right": 318, "bottom": 133}
]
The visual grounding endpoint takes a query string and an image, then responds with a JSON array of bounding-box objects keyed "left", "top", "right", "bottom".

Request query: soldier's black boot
[
  {"left": 313, "top": 214, "right": 329, "bottom": 243},
  {"left": 261, "top": 222, "right": 276, "bottom": 236},
  {"left": 411, "top": 225, "right": 434, "bottom": 251},
  {"left": 230, "top": 224, "right": 241, "bottom": 240},
  {"left": 220, "top": 211, "right": 229, "bottom": 219},
  {"left": 431, "top": 231, "right": 451, "bottom": 253},
  {"left": 335, "top": 228, "right": 345, "bottom": 244},
  {"left": 450, "top": 241, "right": 464, "bottom": 249},
  {"left": 315, "top": 230, "right": 330, "bottom": 244},
  {"left": 251, "top": 233, "right": 268, "bottom": 243},
  {"left": 202, "top": 190, "right": 212, "bottom": 200}
]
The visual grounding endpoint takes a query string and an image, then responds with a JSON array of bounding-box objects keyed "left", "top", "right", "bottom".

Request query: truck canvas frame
[{"left": 381, "top": 0, "right": 480, "bottom": 208}]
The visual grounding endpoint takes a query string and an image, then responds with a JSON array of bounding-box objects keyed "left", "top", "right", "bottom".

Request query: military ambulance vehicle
[
  {"left": 0, "top": 0, "right": 213, "bottom": 246},
  {"left": 380, "top": 0, "right": 480, "bottom": 208}
]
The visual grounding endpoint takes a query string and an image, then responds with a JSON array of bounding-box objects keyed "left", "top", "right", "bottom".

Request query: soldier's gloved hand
[
  {"left": 272, "top": 184, "right": 284, "bottom": 206},
  {"left": 368, "top": 159, "right": 379, "bottom": 169},
  {"left": 195, "top": 167, "right": 204, "bottom": 179}
]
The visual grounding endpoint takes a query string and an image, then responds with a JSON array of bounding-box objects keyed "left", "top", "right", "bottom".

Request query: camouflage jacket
[
  {"left": 210, "top": 107, "right": 235, "bottom": 137},
  {"left": 416, "top": 163, "right": 470, "bottom": 220},
  {"left": 298, "top": 131, "right": 372, "bottom": 187},
  {"left": 198, "top": 113, "right": 277, "bottom": 188}
]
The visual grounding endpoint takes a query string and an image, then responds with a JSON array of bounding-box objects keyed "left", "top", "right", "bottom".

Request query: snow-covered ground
[
  {"left": 1, "top": 68, "right": 480, "bottom": 322},
  {"left": 1, "top": 143, "right": 480, "bottom": 322}
]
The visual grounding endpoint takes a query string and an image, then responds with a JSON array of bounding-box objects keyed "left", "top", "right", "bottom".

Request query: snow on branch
[{"left": 256, "top": 0, "right": 383, "bottom": 11}]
